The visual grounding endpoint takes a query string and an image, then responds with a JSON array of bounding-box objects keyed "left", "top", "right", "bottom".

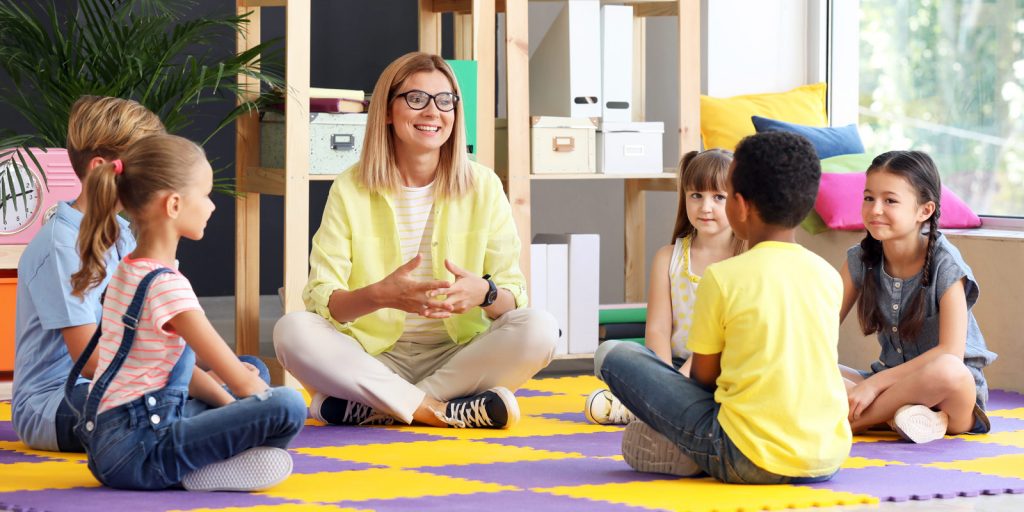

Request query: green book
[{"left": 598, "top": 307, "right": 647, "bottom": 325}]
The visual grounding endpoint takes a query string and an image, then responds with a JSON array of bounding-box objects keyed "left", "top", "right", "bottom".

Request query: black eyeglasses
[{"left": 393, "top": 89, "right": 459, "bottom": 112}]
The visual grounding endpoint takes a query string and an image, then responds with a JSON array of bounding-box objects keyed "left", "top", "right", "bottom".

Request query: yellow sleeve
[
  {"left": 481, "top": 171, "right": 528, "bottom": 308},
  {"left": 686, "top": 269, "right": 726, "bottom": 355},
  {"left": 302, "top": 178, "right": 354, "bottom": 329}
]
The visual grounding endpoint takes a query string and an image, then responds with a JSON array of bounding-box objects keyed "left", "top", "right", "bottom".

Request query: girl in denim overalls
[
  {"left": 66, "top": 134, "right": 307, "bottom": 490},
  {"left": 838, "top": 151, "right": 996, "bottom": 444}
]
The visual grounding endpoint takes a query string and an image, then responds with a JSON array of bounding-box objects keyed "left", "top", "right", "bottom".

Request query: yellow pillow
[{"left": 700, "top": 83, "right": 828, "bottom": 151}]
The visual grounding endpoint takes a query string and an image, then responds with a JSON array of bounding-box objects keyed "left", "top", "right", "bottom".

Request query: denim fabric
[
  {"left": 237, "top": 355, "right": 272, "bottom": 387},
  {"left": 847, "top": 233, "right": 997, "bottom": 409},
  {"left": 67, "top": 268, "right": 307, "bottom": 490},
  {"left": 55, "top": 382, "right": 89, "bottom": 452},
  {"left": 596, "top": 340, "right": 835, "bottom": 485}
]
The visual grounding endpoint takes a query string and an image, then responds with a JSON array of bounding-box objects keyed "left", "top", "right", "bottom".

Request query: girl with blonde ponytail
[{"left": 66, "top": 134, "right": 306, "bottom": 491}]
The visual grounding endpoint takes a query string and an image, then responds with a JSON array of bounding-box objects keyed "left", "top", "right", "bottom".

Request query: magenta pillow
[{"left": 815, "top": 173, "right": 982, "bottom": 230}]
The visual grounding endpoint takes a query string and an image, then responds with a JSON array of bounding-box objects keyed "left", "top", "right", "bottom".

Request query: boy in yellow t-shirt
[{"left": 594, "top": 131, "right": 852, "bottom": 484}]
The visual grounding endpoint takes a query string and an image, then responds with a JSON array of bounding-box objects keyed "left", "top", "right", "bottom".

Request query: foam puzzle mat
[{"left": 2, "top": 375, "right": 1024, "bottom": 512}]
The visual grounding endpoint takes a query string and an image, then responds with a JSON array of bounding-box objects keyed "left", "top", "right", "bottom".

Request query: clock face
[{"left": 0, "top": 159, "right": 42, "bottom": 236}]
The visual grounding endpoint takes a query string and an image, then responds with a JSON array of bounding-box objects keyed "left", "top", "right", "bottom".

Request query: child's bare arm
[
  {"left": 644, "top": 245, "right": 676, "bottom": 365},
  {"left": 690, "top": 352, "right": 721, "bottom": 391},
  {"left": 838, "top": 261, "right": 860, "bottom": 323},
  {"left": 168, "top": 310, "right": 270, "bottom": 399},
  {"left": 188, "top": 367, "right": 234, "bottom": 407}
]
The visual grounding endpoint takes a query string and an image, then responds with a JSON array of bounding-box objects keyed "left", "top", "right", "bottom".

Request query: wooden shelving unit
[{"left": 232, "top": 0, "right": 698, "bottom": 377}]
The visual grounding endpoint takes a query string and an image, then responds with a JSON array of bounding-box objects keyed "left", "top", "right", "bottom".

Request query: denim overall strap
[{"left": 64, "top": 267, "right": 174, "bottom": 432}]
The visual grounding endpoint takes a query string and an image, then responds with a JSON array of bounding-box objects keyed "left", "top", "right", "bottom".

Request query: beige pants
[{"left": 273, "top": 308, "right": 558, "bottom": 423}]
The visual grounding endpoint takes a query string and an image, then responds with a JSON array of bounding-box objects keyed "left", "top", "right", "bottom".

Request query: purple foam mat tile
[
  {"left": 0, "top": 422, "right": 20, "bottom": 442},
  {"left": 850, "top": 437, "right": 1023, "bottom": 464},
  {"left": 0, "top": 449, "right": 58, "bottom": 464},
  {"left": 0, "top": 487, "right": 296, "bottom": 512},
  {"left": 541, "top": 412, "right": 592, "bottom": 424},
  {"left": 287, "top": 424, "right": 442, "bottom": 448},
  {"left": 419, "top": 456, "right": 672, "bottom": 489},
  {"left": 487, "top": 431, "right": 625, "bottom": 457},
  {"left": 337, "top": 489, "right": 663, "bottom": 512},
  {"left": 515, "top": 388, "right": 556, "bottom": 397},
  {"left": 289, "top": 451, "right": 380, "bottom": 474},
  {"left": 804, "top": 464, "right": 1024, "bottom": 501},
  {"left": 986, "top": 390, "right": 1024, "bottom": 411},
  {"left": 989, "top": 415, "right": 1024, "bottom": 432}
]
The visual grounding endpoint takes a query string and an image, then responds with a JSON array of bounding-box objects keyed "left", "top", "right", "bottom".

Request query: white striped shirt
[
  {"left": 91, "top": 257, "right": 202, "bottom": 413},
  {"left": 395, "top": 182, "right": 450, "bottom": 343}
]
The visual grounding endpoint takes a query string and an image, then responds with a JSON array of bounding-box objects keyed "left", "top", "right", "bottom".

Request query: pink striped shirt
[{"left": 90, "top": 257, "right": 202, "bottom": 413}]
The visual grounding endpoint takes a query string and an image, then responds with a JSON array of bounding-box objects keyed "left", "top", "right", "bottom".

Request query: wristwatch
[{"left": 480, "top": 274, "right": 498, "bottom": 307}]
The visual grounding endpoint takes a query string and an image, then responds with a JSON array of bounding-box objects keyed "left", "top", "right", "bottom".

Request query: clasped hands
[{"left": 379, "top": 254, "right": 490, "bottom": 319}]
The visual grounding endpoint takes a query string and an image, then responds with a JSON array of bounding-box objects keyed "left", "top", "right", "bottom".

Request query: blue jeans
[
  {"left": 85, "top": 385, "right": 307, "bottom": 489},
  {"left": 596, "top": 340, "right": 835, "bottom": 485},
  {"left": 56, "top": 356, "right": 271, "bottom": 453}
]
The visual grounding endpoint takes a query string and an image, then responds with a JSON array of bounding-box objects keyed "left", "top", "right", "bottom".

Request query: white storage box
[
  {"left": 261, "top": 112, "right": 367, "bottom": 175},
  {"left": 597, "top": 121, "right": 664, "bottom": 174},
  {"left": 601, "top": 5, "right": 633, "bottom": 122},
  {"left": 530, "top": 116, "right": 597, "bottom": 174},
  {"left": 529, "top": 0, "right": 602, "bottom": 118}
]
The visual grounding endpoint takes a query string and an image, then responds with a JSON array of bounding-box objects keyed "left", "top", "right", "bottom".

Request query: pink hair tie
[{"left": 111, "top": 159, "right": 124, "bottom": 175}]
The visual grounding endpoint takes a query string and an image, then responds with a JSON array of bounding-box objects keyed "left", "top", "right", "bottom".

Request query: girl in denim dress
[
  {"left": 66, "top": 134, "right": 307, "bottom": 490},
  {"left": 839, "top": 151, "right": 996, "bottom": 444}
]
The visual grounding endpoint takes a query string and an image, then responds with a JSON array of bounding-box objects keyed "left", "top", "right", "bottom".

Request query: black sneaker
[
  {"left": 311, "top": 393, "right": 394, "bottom": 426},
  {"left": 437, "top": 387, "right": 520, "bottom": 429}
]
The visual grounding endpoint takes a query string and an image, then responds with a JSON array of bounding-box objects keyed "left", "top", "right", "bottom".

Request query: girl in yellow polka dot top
[{"left": 586, "top": 149, "right": 745, "bottom": 425}]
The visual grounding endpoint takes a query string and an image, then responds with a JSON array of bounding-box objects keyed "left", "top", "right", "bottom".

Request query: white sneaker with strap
[{"left": 585, "top": 389, "right": 637, "bottom": 425}]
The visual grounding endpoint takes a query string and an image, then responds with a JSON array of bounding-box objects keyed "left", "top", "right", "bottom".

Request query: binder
[
  {"left": 601, "top": 5, "right": 633, "bottom": 122},
  {"left": 534, "top": 233, "right": 600, "bottom": 354}
]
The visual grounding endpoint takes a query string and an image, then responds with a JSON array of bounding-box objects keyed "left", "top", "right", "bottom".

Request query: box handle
[
  {"left": 623, "top": 145, "right": 645, "bottom": 156},
  {"left": 331, "top": 134, "right": 355, "bottom": 151},
  {"left": 552, "top": 136, "right": 576, "bottom": 153}
]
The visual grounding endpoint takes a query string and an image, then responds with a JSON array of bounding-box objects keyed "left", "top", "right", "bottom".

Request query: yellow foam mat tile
[
  {"left": 537, "top": 479, "right": 877, "bottom": 512},
  {"left": 841, "top": 456, "right": 904, "bottom": 470},
  {"left": 519, "top": 375, "right": 606, "bottom": 396},
  {"left": 0, "top": 441, "right": 89, "bottom": 462},
  {"left": 295, "top": 438, "right": 583, "bottom": 468},
  {"left": 852, "top": 431, "right": 901, "bottom": 443},
  {"left": 171, "top": 505, "right": 368, "bottom": 512},
  {"left": 518, "top": 393, "right": 590, "bottom": 415},
  {"left": 989, "top": 408, "right": 1024, "bottom": 421},
  {"left": 260, "top": 467, "right": 515, "bottom": 503},
  {"left": 0, "top": 461, "right": 100, "bottom": 492},
  {"left": 929, "top": 453, "right": 1024, "bottom": 479},
  {"left": 385, "top": 415, "right": 620, "bottom": 440},
  {"left": 961, "top": 430, "right": 1024, "bottom": 448},
  {"left": 0, "top": 401, "right": 10, "bottom": 421}
]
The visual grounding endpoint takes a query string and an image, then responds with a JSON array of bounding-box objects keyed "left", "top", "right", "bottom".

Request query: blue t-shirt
[{"left": 12, "top": 201, "right": 134, "bottom": 450}]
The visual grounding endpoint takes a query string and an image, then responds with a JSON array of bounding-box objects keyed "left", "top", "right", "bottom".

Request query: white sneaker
[
  {"left": 182, "top": 447, "right": 293, "bottom": 492},
  {"left": 621, "top": 421, "right": 701, "bottom": 476},
  {"left": 584, "top": 389, "right": 637, "bottom": 425},
  {"left": 892, "top": 404, "right": 949, "bottom": 444}
]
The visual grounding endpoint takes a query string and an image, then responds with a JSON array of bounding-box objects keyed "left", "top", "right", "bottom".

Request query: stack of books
[{"left": 271, "top": 87, "right": 369, "bottom": 114}]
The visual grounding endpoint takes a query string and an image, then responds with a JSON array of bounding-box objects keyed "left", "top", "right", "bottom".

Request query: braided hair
[{"left": 856, "top": 151, "right": 942, "bottom": 341}]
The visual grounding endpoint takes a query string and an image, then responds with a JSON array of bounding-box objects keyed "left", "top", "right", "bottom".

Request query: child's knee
[
  {"left": 265, "top": 386, "right": 309, "bottom": 428},
  {"left": 925, "top": 354, "right": 975, "bottom": 392},
  {"left": 594, "top": 340, "right": 639, "bottom": 378}
]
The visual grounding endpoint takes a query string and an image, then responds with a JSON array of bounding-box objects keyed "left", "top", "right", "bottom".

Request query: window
[{"left": 858, "top": 0, "right": 1024, "bottom": 217}]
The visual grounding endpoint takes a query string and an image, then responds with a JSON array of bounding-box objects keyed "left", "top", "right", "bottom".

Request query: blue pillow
[{"left": 751, "top": 115, "right": 865, "bottom": 159}]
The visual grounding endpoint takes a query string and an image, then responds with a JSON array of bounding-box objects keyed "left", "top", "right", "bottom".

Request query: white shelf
[{"left": 531, "top": 172, "right": 676, "bottom": 181}]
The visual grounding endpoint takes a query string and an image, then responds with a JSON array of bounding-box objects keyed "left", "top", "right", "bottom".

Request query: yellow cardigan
[{"left": 303, "top": 161, "right": 527, "bottom": 355}]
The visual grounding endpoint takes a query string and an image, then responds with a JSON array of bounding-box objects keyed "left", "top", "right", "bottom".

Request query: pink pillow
[{"left": 815, "top": 173, "right": 981, "bottom": 230}]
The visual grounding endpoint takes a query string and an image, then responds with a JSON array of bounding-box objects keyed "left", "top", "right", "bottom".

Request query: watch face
[{"left": 0, "top": 159, "right": 42, "bottom": 236}]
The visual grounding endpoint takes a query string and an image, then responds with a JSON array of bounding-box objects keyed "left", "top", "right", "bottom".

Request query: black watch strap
[{"left": 480, "top": 274, "right": 498, "bottom": 307}]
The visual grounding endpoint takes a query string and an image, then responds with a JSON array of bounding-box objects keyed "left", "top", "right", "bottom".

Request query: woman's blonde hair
[
  {"left": 357, "top": 52, "right": 473, "bottom": 198},
  {"left": 66, "top": 95, "right": 166, "bottom": 178},
  {"left": 671, "top": 149, "right": 745, "bottom": 255},
  {"left": 71, "top": 134, "right": 205, "bottom": 297}
]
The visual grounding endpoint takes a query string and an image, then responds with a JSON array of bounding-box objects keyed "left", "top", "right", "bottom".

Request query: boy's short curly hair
[{"left": 731, "top": 131, "right": 821, "bottom": 228}]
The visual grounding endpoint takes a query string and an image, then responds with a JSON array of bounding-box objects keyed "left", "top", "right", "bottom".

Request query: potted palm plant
[{"left": 0, "top": 0, "right": 282, "bottom": 200}]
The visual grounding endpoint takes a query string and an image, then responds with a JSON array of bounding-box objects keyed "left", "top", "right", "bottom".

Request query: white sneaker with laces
[
  {"left": 584, "top": 389, "right": 637, "bottom": 425},
  {"left": 891, "top": 404, "right": 949, "bottom": 444},
  {"left": 182, "top": 447, "right": 293, "bottom": 492},
  {"left": 621, "top": 421, "right": 701, "bottom": 476}
]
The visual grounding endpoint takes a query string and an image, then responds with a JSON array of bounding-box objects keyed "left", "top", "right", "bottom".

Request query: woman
[{"left": 274, "top": 52, "right": 558, "bottom": 429}]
